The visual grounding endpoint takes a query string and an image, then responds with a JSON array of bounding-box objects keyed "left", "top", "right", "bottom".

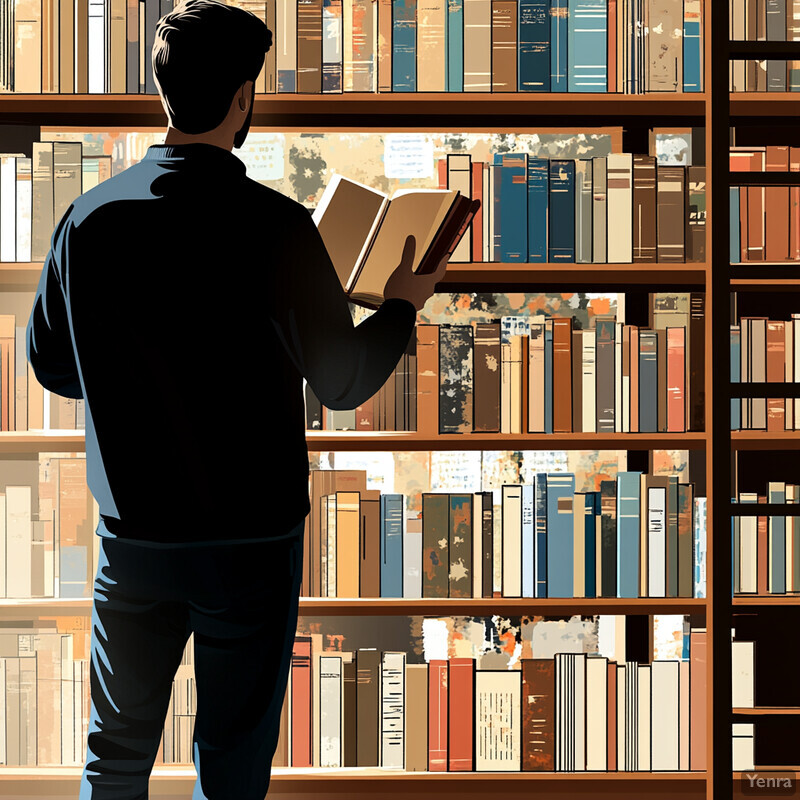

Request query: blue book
[
  {"left": 61, "top": 546, "right": 88, "bottom": 597},
  {"left": 519, "top": 0, "right": 550, "bottom": 91},
  {"left": 322, "top": 0, "right": 343, "bottom": 93},
  {"left": 550, "top": 0, "right": 568, "bottom": 91},
  {"left": 544, "top": 322, "right": 553, "bottom": 433},
  {"left": 493, "top": 153, "right": 528, "bottom": 262},
  {"left": 730, "top": 186, "right": 740, "bottom": 264},
  {"left": 683, "top": 0, "right": 702, "bottom": 92},
  {"left": 731, "top": 323, "right": 741, "bottom": 430},
  {"left": 584, "top": 491, "right": 600, "bottom": 598},
  {"left": 768, "top": 483, "right": 786, "bottom": 594},
  {"left": 393, "top": 0, "right": 417, "bottom": 91},
  {"left": 616, "top": 472, "right": 642, "bottom": 598},
  {"left": 568, "top": 0, "right": 606, "bottom": 92},
  {"left": 527, "top": 156, "right": 549, "bottom": 261},
  {"left": 548, "top": 159, "right": 575, "bottom": 262},
  {"left": 535, "top": 472, "right": 548, "bottom": 597},
  {"left": 447, "top": 0, "right": 464, "bottom": 91},
  {"left": 546, "top": 472, "right": 576, "bottom": 597},
  {"left": 522, "top": 483, "right": 536, "bottom": 597},
  {"left": 638, "top": 330, "right": 658, "bottom": 433},
  {"left": 380, "top": 494, "right": 404, "bottom": 597}
]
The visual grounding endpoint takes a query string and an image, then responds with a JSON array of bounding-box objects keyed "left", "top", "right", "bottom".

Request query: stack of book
[
  {"left": 730, "top": 315, "right": 800, "bottom": 431},
  {"left": 732, "top": 638, "right": 755, "bottom": 770},
  {"left": 268, "top": 629, "right": 709, "bottom": 772},
  {"left": 307, "top": 468, "right": 708, "bottom": 600},
  {"left": 729, "top": 0, "right": 800, "bottom": 92},
  {"left": 729, "top": 145, "right": 800, "bottom": 263},
  {"left": 733, "top": 482, "right": 800, "bottom": 595},
  {"left": 154, "top": 635, "right": 196, "bottom": 766},
  {"left": 436, "top": 152, "right": 706, "bottom": 264},
  {"left": 0, "top": 617, "right": 90, "bottom": 766},
  {"left": 0, "top": 0, "right": 704, "bottom": 95}
]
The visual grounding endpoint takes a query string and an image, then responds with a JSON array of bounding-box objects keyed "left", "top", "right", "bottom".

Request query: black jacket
[{"left": 27, "top": 142, "right": 416, "bottom": 544}]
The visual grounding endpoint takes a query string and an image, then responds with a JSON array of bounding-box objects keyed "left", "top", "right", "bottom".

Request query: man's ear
[{"left": 238, "top": 81, "right": 254, "bottom": 111}]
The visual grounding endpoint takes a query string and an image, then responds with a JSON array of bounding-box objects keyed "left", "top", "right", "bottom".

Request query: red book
[
  {"left": 291, "top": 636, "right": 312, "bottom": 767},
  {"left": 689, "top": 629, "right": 707, "bottom": 771},
  {"left": 448, "top": 657, "right": 474, "bottom": 771},
  {"left": 667, "top": 327, "right": 686, "bottom": 432},
  {"left": 472, "top": 162, "right": 484, "bottom": 262},
  {"left": 438, "top": 157, "right": 447, "bottom": 189},
  {"left": 521, "top": 658, "right": 555, "bottom": 771},
  {"left": 428, "top": 659, "right": 448, "bottom": 771}
]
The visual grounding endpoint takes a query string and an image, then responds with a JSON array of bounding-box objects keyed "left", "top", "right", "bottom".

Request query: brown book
[
  {"left": 359, "top": 490, "right": 381, "bottom": 597},
  {"left": 75, "top": 0, "right": 89, "bottom": 92},
  {"left": 54, "top": 142, "right": 82, "bottom": 224},
  {"left": 416, "top": 324, "right": 439, "bottom": 435},
  {"left": 521, "top": 658, "right": 555, "bottom": 771},
  {"left": 689, "top": 292, "right": 705, "bottom": 431},
  {"left": 343, "top": 659, "right": 357, "bottom": 766},
  {"left": 377, "top": 0, "right": 393, "bottom": 91},
  {"left": 385, "top": 363, "right": 396, "bottom": 431},
  {"left": 449, "top": 494, "right": 473, "bottom": 598},
  {"left": 474, "top": 321, "right": 501, "bottom": 432},
  {"left": 689, "top": 629, "right": 707, "bottom": 771},
  {"left": 656, "top": 164, "right": 686, "bottom": 263},
  {"left": 747, "top": 184, "right": 766, "bottom": 261},
  {"left": 553, "top": 317, "right": 573, "bottom": 432},
  {"left": 491, "top": 0, "right": 517, "bottom": 90},
  {"left": 422, "top": 493, "right": 449, "bottom": 597},
  {"left": 764, "top": 149, "right": 790, "bottom": 263},
  {"left": 686, "top": 165, "right": 706, "bottom": 262},
  {"left": 356, "top": 648, "right": 380, "bottom": 766},
  {"left": 297, "top": 0, "right": 323, "bottom": 93},
  {"left": 405, "top": 664, "right": 429, "bottom": 770},
  {"left": 428, "top": 659, "right": 448, "bottom": 771},
  {"left": 448, "top": 657, "right": 474, "bottom": 770},
  {"left": 572, "top": 328, "right": 583, "bottom": 433},
  {"left": 632, "top": 154, "right": 657, "bottom": 263}
]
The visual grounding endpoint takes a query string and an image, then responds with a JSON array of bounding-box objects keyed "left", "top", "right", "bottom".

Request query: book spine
[
  {"left": 392, "top": 0, "right": 416, "bottom": 90},
  {"left": 548, "top": 159, "right": 575, "bottom": 262}
]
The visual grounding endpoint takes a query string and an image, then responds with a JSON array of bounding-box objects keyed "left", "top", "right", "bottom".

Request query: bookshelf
[{"left": 6, "top": 0, "right": 800, "bottom": 798}]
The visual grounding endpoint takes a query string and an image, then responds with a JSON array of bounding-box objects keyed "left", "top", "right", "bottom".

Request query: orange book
[
  {"left": 0, "top": 315, "right": 15, "bottom": 431},
  {"left": 416, "top": 324, "right": 439, "bottom": 436},
  {"left": 335, "top": 491, "right": 360, "bottom": 598},
  {"left": 553, "top": 317, "right": 573, "bottom": 433},
  {"left": 428, "top": 659, "right": 448, "bottom": 771},
  {"left": 448, "top": 657, "right": 474, "bottom": 771},
  {"left": 689, "top": 628, "right": 707, "bottom": 771},
  {"left": 667, "top": 327, "right": 685, "bottom": 432},
  {"left": 791, "top": 148, "right": 800, "bottom": 259},
  {"left": 472, "top": 161, "right": 484, "bottom": 262},
  {"left": 747, "top": 186, "right": 765, "bottom": 261},
  {"left": 291, "top": 635, "right": 313, "bottom": 767},
  {"left": 765, "top": 146, "right": 790, "bottom": 262},
  {"left": 767, "top": 320, "right": 786, "bottom": 432}
]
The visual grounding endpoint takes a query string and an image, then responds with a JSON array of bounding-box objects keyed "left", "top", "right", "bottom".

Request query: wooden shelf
[
  {"left": 732, "top": 707, "right": 800, "bottom": 715},
  {"left": 730, "top": 431, "right": 800, "bottom": 449},
  {"left": 305, "top": 431, "right": 708, "bottom": 451},
  {"left": 733, "top": 595, "right": 800, "bottom": 606},
  {"left": 731, "top": 93, "right": 800, "bottom": 117},
  {"left": 0, "top": 433, "right": 85, "bottom": 453}
]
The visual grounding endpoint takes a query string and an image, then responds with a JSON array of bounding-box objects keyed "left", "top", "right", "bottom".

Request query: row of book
[
  {"left": 0, "top": 454, "right": 99, "bottom": 600},
  {"left": 268, "top": 633, "right": 710, "bottom": 771},
  {"left": 0, "top": 0, "right": 705, "bottom": 95},
  {"left": 733, "top": 483, "right": 800, "bottom": 595},
  {"left": 0, "top": 147, "right": 111, "bottom": 263},
  {"left": 0, "top": 618, "right": 90, "bottom": 766},
  {"left": 730, "top": 638, "right": 757, "bottom": 768},
  {"left": 433, "top": 153, "right": 706, "bottom": 265},
  {"left": 307, "top": 469, "right": 708, "bottom": 600},
  {"left": 731, "top": 315, "right": 800, "bottom": 431}
]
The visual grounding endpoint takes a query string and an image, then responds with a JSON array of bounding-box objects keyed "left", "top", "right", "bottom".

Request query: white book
[
  {"left": 475, "top": 670, "right": 521, "bottom": 771},
  {"left": 637, "top": 664, "right": 651, "bottom": 771},
  {"left": 592, "top": 156, "right": 608, "bottom": 262},
  {"left": 87, "top": 0, "right": 106, "bottom": 93},
  {"left": 15, "top": 158, "right": 32, "bottom": 263},
  {"left": 606, "top": 153, "right": 633, "bottom": 263},
  {"left": 651, "top": 660, "right": 680, "bottom": 770},
  {"left": 648, "top": 486, "right": 667, "bottom": 597},
  {"left": 501, "top": 485, "right": 522, "bottom": 597},
  {"left": 586, "top": 656, "right": 608, "bottom": 771},
  {"left": 555, "top": 653, "right": 587, "bottom": 771},
  {"left": 319, "top": 655, "right": 343, "bottom": 767},
  {"left": 639, "top": 474, "right": 648, "bottom": 596},
  {"left": 61, "top": 634, "right": 75, "bottom": 764},
  {"left": 309, "top": 634, "right": 324, "bottom": 767},
  {"left": 6, "top": 486, "right": 32, "bottom": 598},
  {"left": 0, "top": 494, "right": 5, "bottom": 598},
  {"left": 327, "top": 494, "right": 337, "bottom": 597},
  {"left": 473, "top": 495, "right": 483, "bottom": 598},
  {"left": 732, "top": 641, "right": 755, "bottom": 708},
  {"left": 732, "top": 723, "right": 755, "bottom": 771},
  {"left": 0, "top": 659, "right": 6, "bottom": 765},
  {"left": 403, "top": 514, "right": 422, "bottom": 598},
  {"left": 615, "top": 320, "right": 623, "bottom": 433},
  {"left": 380, "top": 651, "right": 405, "bottom": 769},
  {"left": 618, "top": 663, "right": 639, "bottom": 771},
  {"left": 488, "top": 163, "right": 495, "bottom": 261},
  {"left": 522, "top": 483, "right": 535, "bottom": 598},
  {"left": 582, "top": 329, "right": 596, "bottom": 432},
  {"left": 482, "top": 162, "right": 489, "bottom": 262},
  {"left": 739, "top": 500, "right": 758, "bottom": 594},
  {"left": 529, "top": 316, "right": 546, "bottom": 432},
  {"left": 0, "top": 156, "right": 16, "bottom": 262}
]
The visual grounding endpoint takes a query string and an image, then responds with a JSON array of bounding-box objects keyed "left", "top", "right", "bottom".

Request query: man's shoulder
[{"left": 242, "top": 178, "right": 312, "bottom": 220}]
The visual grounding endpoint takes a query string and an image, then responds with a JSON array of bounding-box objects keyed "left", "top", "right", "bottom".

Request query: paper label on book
[
  {"left": 384, "top": 134, "right": 434, "bottom": 179},
  {"left": 237, "top": 133, "right": 285, "bottom": 180}
]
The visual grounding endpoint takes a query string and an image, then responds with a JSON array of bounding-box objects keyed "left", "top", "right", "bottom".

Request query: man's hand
[{"left": 383, "top": 235, "right": 449, "bottom": 311}]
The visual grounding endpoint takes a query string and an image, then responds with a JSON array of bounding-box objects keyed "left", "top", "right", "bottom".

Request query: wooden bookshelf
[
  {"left": 731, "top": 431, "right": 800, "bottom": 450},
  {"left": 0, "top": 433, "right": 85, "bottom": 453},
  {"left": 732, "top": 708, "right": 800, "bottom": 716},
  {"left": 733, "top": 596, "right": 800, "bottom": 606}
]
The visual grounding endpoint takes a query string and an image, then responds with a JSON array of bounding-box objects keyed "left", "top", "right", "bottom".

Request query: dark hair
[{"left": 153, "top": 0, "right": 272, "bottom": 135}]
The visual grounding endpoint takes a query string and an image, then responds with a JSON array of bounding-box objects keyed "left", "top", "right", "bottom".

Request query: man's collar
[{"left": 142, "top": 143, "right": 247, "bottom": 176}]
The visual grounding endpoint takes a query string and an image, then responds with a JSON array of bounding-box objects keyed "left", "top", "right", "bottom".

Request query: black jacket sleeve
[
  {"left": 27, "top": 209, "right": 84, "bottom": 400},
  {"left": 269, "top": 203, "right": 417, "bottom": 411}
]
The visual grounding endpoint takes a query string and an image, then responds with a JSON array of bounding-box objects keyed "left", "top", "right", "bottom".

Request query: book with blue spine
[
  {"left": 550, "top": 0, "right": 568, "bottom": 91},
  {"left": 322, "top": 0, "right": 344, "bottom": 92},
  {"left": 548, "top": 159, "right": 575, "bottom": 262},
  {"left": 731, "top": 324, "right": 741, "bottom": 430},
  {"left": 638, "top": 329, "right": 658, "bottom": 433},
  {"left": 522, "top": 482, "right": 536, "bottom": 597},
  {"left": 730, "top": 186, "right": 740, "bottom": 263},
  {"left": 535, "top": 472, "right": 548, "bottom": 596},
  {"left": 518, "top": 0, "right": 550, "bottom": 91},
  {"left": 546, "top": 472, "right": 576, "bottom": 597},
  {"left": 381, "top": 494, "right": 404, "bottom": 597},
  {"left": 527, "top": 156, "right": 549, "bottom": 261},
  {"left": 544, "top": 320, "right": 553, "bottom": 433},
  {"left": 493, "top": 152, "right": 528, "bottom": 262},
  {"left": 616, "top": 471, "right": 642, "bottom": 598},
  {"left": 393, "top": 0, "right": 417, "bottom": 91},
  {"left": 768, "top": 482, "right": 786, "bottom": 594},
  {"left": 567, "top": 0, "right": 607, "bottom": 92},
  {"left": 447, "top": 0, "right": 464, "bottom": 90},
  {"left": 683, "top": 0, "right": 702, "bottom": 92}
]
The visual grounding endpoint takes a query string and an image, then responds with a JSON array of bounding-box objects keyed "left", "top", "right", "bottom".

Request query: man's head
[{"left": 153, "top": 0, "right": 272, "bottom": 148}]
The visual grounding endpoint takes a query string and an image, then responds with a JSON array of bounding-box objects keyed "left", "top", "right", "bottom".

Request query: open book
[{"left": 312, "top": 175, "right": 480, "bottom": 308}]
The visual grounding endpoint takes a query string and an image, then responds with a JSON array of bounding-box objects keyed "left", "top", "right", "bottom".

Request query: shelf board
[
  {"left": 731, "top": 431, "right": 800, "bottom": 449},
  {"left": 0, "top": 93, "right": 708, "bottom": 127},
  {"left": 0, "top": 433, "right": 85, "bottom": 453},
  {"left": 729, "top": 172, "right": 800, "bottom": 185},
  {"left": 730, "top": 384, "right": 800, "bottom": 398},
  {"left": 305, "top": 431, "right": 708, "bottom": 451},
  {"left": 733, "top": 595, "right": 800, "bottom": 605},
  {"left": 732, "top": 707, "right": 800, "bottom": 715},
  {"left": 731, "top": 93, "right": 800, "bottom": 117},
  {"left": 729, "top": 41, "right": 800, "bottom": 59}
]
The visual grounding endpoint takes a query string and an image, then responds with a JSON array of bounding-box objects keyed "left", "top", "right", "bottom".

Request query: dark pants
[{"left": 79, "top": 519, "right": 305, "bottom": 800}]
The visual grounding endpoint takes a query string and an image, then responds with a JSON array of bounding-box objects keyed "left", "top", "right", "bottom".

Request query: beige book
[
  {"left": 475, "top": 670, "right": 520, "bottom": 771},
  {"left": 417, "top": 0, "right": 446, "bottom": 91},
  {"left": 501, "top": 341, "right": 511, "bottom": 434},
  {"left": 732, "top": 641, "right": 755, "bottom": 708},
  {"left": 785, "top": 318, "right": 794, "bottom": 430},
  {"left": 380, "top": 651, "right": 406, "bottom": 768},
  {"left": 27, "top": 364, "right": 45, "bottom": 430},
  {"left": 639, "top": 473, "right": 648, "bottom": 597},
  {"left": 15, "top": 0, "right": 42, "bottom": 92},
  {"left": 733, "top": 723, "right": 755, "bottom": 771},
  {"left": 377, "top": 0, "right": 392, "bottom": 90},
  {"left": 336, "top": 492, "right": 360, "bottom": 598},
  {"left": 738, "top": 492, "right": 758, "bottom": 593},
  {"left": 326, "top": 494, "right": 337, "bottom": 596},
  {"left": 308, "top": 632, "right": 324, "bottom": 766},
  {"left": 54, "top": 142, "right": 82, "bottom": 224},
  {"left": 586, "top": 656, "right": 608, "bottom": 771},
  {"left": 582, "top": 328, "right": 596, "bottom": 433},
  {"left": 20, "top": 653, "right": 37, "bottom": 764},
  {"left": 615, "top": 320, "right": 623, "bottom": 433},
  {"left": 637, "top": 664, "right": 651, "bottom": 771},
  {"left": 502, "top": 485, "right": 522, "bottom": 598},
  {"left": 447, "top": 154, "right": 472, "bottom": 262},
  {"left": 463, "top": 0, "right": 491, "bottom": 91},
  {"left": 277, "top": 0, "right": 297, "bottom": 90},
  {"left": 110, "top": 0, "right": 126, "bottom": 92},
  {"left": 32, "top": 630, "right": 68, "bottom": 764},
  {"left": 646, "top": 0, "right": 682, "bottom": 91},
  {"left": 60, "top": 0, "right": 75, "bottom": 92},
  {"left": 0, "top": 495, "right": 5, "bottom": 597},
  {"left": 607, "top": 153, "right": 633, "bottom": 263},
  {"left": 6, "top": 486, "right": 32, "bottom": 598},
  {"left": 651, "top": 660, "right": 680, "bottom": 770},
  {"left": 528, "top": 316, "right": 545, "bottom": 433},
  {"left": 16, "top": 157, "right": 33, "bottom": 262},
  {"left": 0, "top": 660, "right": 5, "bottom": 764},
  {"left": 679, "top": 659, "right": 690, "bottom": 770},
  {"left": 750, "top": 317, "right": 767, "bottom": 429},
  {"left": 319, "top": 654, "right": 343, "bottom": 767},
  {"left": 794, "top": 314, "right": 800, "bottom": 428},
  {"left": 6, "top": 658, "right": 21, "bottom": 765},
  {"left": 509, "top": 335, "right": 523, "bottom": 435},
  {"left": 42, "top": 0, "right": 57, "bottom": 91},
  {"left": 405, "top": 663, "right": 428, "bottom": 770},
  {"left": 312, "top": 174, "right": 465, "bottom": 307},
  {"left": 32, "top": 142, "right": 55, "bottom": 264},
  {"left": 473, "top": 493, "right": 483, "bottom": 597}
]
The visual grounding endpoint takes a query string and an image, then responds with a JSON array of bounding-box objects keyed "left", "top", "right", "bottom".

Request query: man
[{"left": 26, "top": 2, "right": 447, "bottom": 798}]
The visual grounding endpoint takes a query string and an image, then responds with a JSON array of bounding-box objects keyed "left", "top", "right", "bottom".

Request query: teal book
[
  {"left": 527, "top": 156, "right": 549, "bottom": 261},
  {"left": 518, "top": 0, "right": 550, "bottom": 91},
  {"left": 548, "top": 159, "right": 575, "bottom": 262},
  {"left": 393, "top": 0, "right": 417, "bottom": 91},
  {"left": 493, "top": 152, "right": 528, "bottom": 262},
  {"left": 616, "top": 472, "right": 642, "bottom": 598},
  {"left": 683, "top": 0, "right": 702, "bottom": 92},
  {"left": 550, "top": 0, "right": 568, "bottom": 91},
  {"left": 730, "top": 186, "right": 740, "bottom": 263},
  {"left": 546, "top": 472, "right": 576, "bottom": 597},
  {"left": 567, "top": 0, "right": 606, "bottom": 92},
  {"left": 381, "top": 494, "right": 404, "bottom": 597},
  {"left": 447, "top": 0, "right": 464, "bottom": 91},
  {"left": 638, "top": 330, "right": 658, "bottom": 433}
]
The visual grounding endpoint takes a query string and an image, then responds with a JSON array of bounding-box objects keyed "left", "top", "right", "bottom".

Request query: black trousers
[{"left": 79, "top": 519, "right": 305, "bottom": 800}]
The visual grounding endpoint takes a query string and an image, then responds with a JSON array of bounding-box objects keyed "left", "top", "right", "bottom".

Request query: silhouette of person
[{"left": 26, "top": 1, "right": 447, "bottom": 798}]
